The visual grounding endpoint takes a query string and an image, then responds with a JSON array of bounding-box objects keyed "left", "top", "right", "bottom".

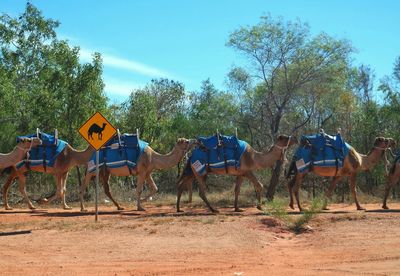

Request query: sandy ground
[{"left": 1, "top": 202, "right": 400, "bottom": 275}]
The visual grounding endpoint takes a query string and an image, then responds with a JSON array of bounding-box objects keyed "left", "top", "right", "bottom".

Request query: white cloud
[
  {"left": 103, "top": 77, "right": 143, "bottom": 97},
  {"left": 80, "top": 48, "right": 172, "bottom": 78}
]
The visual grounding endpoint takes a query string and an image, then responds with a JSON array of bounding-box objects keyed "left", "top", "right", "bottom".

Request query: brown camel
[
  {"left": 382, "top": 153, "right": 400, "bottom": 209},
  {"left": 2, "top": 145, "right": 95, "bottom": 210},
  {"left": 79, "top": 138, "right": 196, "bottom": 212},
  {"left": 0, "top": 137, "right": 42, "bottom": 169},
  {"left": 288, "top": 137, "right": 395, "bottom": 211},
  {"left": 176, "top": 135, "right": 298, "bottom": 213}
]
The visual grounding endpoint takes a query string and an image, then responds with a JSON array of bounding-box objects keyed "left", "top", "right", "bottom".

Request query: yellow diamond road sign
[{"left": 78, "top": 111, "right": 117, "bottom": 151}]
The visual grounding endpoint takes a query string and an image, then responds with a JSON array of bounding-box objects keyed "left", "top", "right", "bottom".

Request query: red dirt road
[{"left": 1, "top": 202, "right": 400, "bottom": 275}]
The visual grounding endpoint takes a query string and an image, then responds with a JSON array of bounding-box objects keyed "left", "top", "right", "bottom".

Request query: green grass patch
[{"left": 265, "top": 197, "right": 324, "bottom": 234}]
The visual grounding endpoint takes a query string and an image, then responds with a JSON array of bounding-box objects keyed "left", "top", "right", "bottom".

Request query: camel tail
[
  {"left": 177, "top": 160, "right": 193, "bottom": 185},
  {"left": 286, "top": 160, "right": 297, "bottom": 179},
  {"left": 288, "top": 175, "right": 296, "bottom": 188}
]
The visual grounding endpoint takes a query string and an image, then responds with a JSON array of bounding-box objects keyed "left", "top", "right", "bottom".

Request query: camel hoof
[
  {"left": 117, "top": 207, "right": 125, "bottom": 211},
  {"left": 137, "top": 207, "right": 146, "bottom": 212},
  {"left": 289, "top": 204, "right": 294, "bottom": 210},
  {"left": 81, "top": 209, "right": 89, "bottom": 213},
  {"left": 234, "top": 208, "right": 244, "bottom": 212},
  {"left": 63, "top": 206, "right": 72, "bottom": 210},
  {"left": 256, "top": 205, "right": 263, "bottom": 211},
  {"left": 211, "top": 209, "right": 219, "bottom": 214},
  {"left": 322, "top": 207, "right": 330, "bottom": 211},
  {"left": 382, "top": 205, "right": 389, "bottom": 210},
  {"left": 357, "top": 206, "right": 366, "bottom": 211},
  {"left": 177, "top": 209, "right": 184, "bottom": 213},
  {"left": 5, "top": 206, "right": 13, "bottom": 210}
]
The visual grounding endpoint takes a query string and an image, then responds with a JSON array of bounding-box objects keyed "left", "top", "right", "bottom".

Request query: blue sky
[{"left": 1, "top": 0, "right": 399, "bottom": 103}]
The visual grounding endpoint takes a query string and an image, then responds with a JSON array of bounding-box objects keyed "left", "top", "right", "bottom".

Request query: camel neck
[
  {"left": 151, "top": 145, "right": 186, "bottom": 170},
  {"left": 68, "top": 146, "right": 96, "bottom": 167},
  {"left": 253, "top": 146, "right": 283, "bottom": 170},
  {"left": 0, "top": 146, "right": 28, "bottom": 169},
  {"left": 360, "top": 148, "right": 385, "bottom": 171}
]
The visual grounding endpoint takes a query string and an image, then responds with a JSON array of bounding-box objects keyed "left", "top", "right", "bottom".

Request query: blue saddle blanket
[
  {"left": 88, "top": 133, "right": 148, "bottom": 173},
  {"left": 15, "top": 132, "right": 68, "bottom": 169},
  {"left": 293, "top": 133, "right": 350, "bottom": 173},
  {"left": 190, "top": 134, "right": 247, "bottom": 176}
]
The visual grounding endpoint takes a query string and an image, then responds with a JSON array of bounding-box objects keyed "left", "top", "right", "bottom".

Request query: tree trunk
[{"left": 265, "top": 159, "right": 283, "bottom": 201}]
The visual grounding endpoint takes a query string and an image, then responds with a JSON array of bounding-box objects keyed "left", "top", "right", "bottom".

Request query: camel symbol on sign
[{"left": 88, "top": 123, "right": 107, "bottom": 140}]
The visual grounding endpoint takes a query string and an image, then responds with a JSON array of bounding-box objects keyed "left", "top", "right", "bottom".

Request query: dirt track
[{"left": 1, "top": 202, "right": 400, "bottom": 275}]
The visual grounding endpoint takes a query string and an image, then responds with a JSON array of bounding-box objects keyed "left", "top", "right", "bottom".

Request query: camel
[
  {"left": 288, "top": 137, "right": 395, "bottom": 211},
  {"left": 88, "top": 123, "right": 107, "bottom": 140},
  {"left": 176, "top": 135, "right": 298, "bottom": 213},
  {"left": 382, "top": 153, "right": 400, "bottom": 209},
  {"left": 2, "top": 144, "right": 95, "bottom": 210},
  {"left": 79, "top": 138, "right": 196, "bottom": 212},
  {"left": 0, "top": 137, "right": 42, "bottom": 169}
]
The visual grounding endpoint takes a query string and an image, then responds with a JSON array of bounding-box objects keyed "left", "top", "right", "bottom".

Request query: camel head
[
  {"left": 276, "top": 135, "right": 298, "bottom": 148},
  {"left": 373, "top": 137, "right": 395, "bottom": 150},
  {"left": 17, "top": 137, "right": 42, "bottom": 150},
  {"left": 176, "top": 138, "right": 197, "bottom": 152}
]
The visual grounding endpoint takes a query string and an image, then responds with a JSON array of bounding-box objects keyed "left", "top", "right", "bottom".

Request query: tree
[
  {"left": 227, "top": 15, "right": 353, "bottom": 199},
  {"left": 0, "top": 3, "right": 108, "bottom": 196},
  {"left": 121, "top": 78, "right": 186, "bottom": 151}
]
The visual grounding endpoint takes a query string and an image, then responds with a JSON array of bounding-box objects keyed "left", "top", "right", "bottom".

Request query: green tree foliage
[
  {"left": 227, "top": 15, "right": 354, "bottom": 198},
  {"left": 0, "top": 3, "right": 398, "bottom": 202},
  {"left": 0, "top": 3, "right": 107, "bottom": 150}
]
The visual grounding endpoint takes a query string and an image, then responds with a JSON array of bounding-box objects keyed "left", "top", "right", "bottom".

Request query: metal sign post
[
  {"left": 78, "top": 111, "right": 117, "bottom": 222},
  {"left": 95, "top": 150, "right": 99, "bottom": 221}
]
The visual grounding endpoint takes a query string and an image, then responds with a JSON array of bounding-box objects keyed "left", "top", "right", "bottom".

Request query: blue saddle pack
[
  {"left": 189, "top": 134, "right": 248, "bottom": 176},
  {"left": 16, "top": 131, "right": 68, "bottom": 170},
  {"left": 291, "top": 132, "right": 350, "bottom": 173},
  {"left": 87, "top": 133, "right": 148, "bottom": 173}
]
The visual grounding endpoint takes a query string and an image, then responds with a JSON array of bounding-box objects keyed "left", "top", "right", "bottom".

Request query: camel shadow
[
  {"left": 32, "top": 210, "right": 125, "bottom": 218},
  {"left": 0, "top": 230, "right": 32, "bottom": 236},
  {"left": 121, "top": 209, "right": 265, "bottom": 219},
  {"left": 0, "top": 209, "right": 48, "bottom": 215},
  {"left": 365, "top": 209, "right": 400, "bottom": 213}
]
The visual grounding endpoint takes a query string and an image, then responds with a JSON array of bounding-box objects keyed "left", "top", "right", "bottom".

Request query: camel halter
[{"left": 274, "top": 136, "right": 292, "bottom": 161}]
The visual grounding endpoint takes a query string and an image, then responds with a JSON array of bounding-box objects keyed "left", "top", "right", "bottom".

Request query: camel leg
[
  {"left": 195, "top": 175, "right": 218, "bottom": 213},
  {"left": 293, "top": 173, "right": 305, "bottom": 212},
  {"left": 141, "top": 174, "right": 158, "bottom": 202},
  {"left": 324, "top": 175, "right": 343, "bottom": 210},
  {"left": 233, "top": 176, "right": 244, "bottom": 212},
  {"left": 61, "top": 173, "right": 72, "bottom": 210},
  {"left": 42, "top": 175, "right": 63, "bottom": 206},
  {"left": 16, "top": 174, "right": 36, "bottom": 210},
  {"left": 101, "top": 172, "right": 124, "bottom": 210},
  {"left": 349, "top": 173, "right": 364, "bottom": 210},
  {"left": 176, "top": 175, "right": 191, "bottom": 212},
  {"left": 326, "top": 175, "right": 343, "bottom": 198},
  {"left": 288, "top": 176, "right": 296, "bottom": 210},
  {"left": 80, "top": 172, "right": 93, "bottom": 212},
  {"left": 187, "top": 180, "right": 193, "bottom": 203},
  {"left": 3, "top": 173, "right": 17, "bottom": 210},
  {"left": 382, "top": 170, "right": 399, "bottom": 209},
  {"left": 135, "top": 174, "right": 146, "bottom": 211},
  {"left": 245, "top": 172, "right": 263, "bottom": 210}
]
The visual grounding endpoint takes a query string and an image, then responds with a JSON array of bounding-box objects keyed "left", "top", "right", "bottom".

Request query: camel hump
[{"left": 88, "top": 123, "right": 101, "bottom": 131}]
